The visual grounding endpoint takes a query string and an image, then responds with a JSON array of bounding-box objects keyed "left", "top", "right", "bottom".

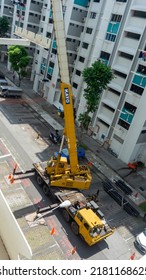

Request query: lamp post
[{"left": 34, "top": 200, "right": 71, "bottom": 222}]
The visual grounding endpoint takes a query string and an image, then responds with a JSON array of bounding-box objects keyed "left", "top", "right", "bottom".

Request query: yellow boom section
[{"left": 61, "top": 82, "right": 78, "bottom": 173}]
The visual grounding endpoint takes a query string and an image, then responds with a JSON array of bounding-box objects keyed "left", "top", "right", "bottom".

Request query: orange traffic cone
[
  {"left": 10, "top": 176, "right": 14, "bottom": 184},
  {"left": 8, "top": 174, "right": 12, "bottom": 179},
  {"left": 50, "top": 227, "right": 55, "bottom": 235},
  {"left": 130, "top": 252, "right": 136, "bottom": 260},
  {"left": 88, "top": 161, "right": 92, "bottom": 167},
  {"left": 71, "top": 246, "right": 76, "bottom": 255}
]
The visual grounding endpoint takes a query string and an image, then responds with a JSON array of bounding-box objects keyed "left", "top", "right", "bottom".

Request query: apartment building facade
[{"left": 0, "top": 0, "right": 146, "bottom": 164}]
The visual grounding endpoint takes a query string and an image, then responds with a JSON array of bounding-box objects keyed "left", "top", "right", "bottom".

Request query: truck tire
[
  {"left": 36, "top": 174, "right": 43, "bottom": 186},
  {"left": 62, "top": 209, "right": 70, "bottom": 222},
  {"left": 42, "top": 184, "right": 50, "bottom": 196},
  {"left": 71, "top": 221, "right": 79, "bottom": 235}
]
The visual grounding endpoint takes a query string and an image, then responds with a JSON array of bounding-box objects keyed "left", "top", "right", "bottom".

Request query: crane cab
[{"left": 46, "top": 156, "right": 68, "bottom": 175}]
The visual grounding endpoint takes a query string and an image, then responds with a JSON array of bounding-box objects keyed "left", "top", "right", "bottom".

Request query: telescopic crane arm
[
  {"left": 42, "top": 0, "right": 92, "bottom": 190},
  {"left": 52, "top": 0, "right": 78, "bottom": 174}
]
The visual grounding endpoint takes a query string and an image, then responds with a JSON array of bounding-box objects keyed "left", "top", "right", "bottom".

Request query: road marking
[
  {"left": 0, "top": 154, "right": 11, "bottom": 159},
  {"left": 0, "top": 138, "right": 24, "bottom": 172},
  {"left": 108, "top": 219, "right": 114, "bottom": 222},
  {"left": 125, "top": 236, "right": 134, "bottom": 242}
]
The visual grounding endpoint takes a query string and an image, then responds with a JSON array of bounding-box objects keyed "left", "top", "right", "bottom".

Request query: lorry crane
[
  {"left": 34, "top": 0, "right": 91, "bottom": 191},
  {"left": 33, "top": 0, "right": 114, "bottom": 246}
]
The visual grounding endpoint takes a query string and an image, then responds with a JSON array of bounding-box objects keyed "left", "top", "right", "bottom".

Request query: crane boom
[{"left": 52, "top": 0, "right": 78, "bottom": 173}]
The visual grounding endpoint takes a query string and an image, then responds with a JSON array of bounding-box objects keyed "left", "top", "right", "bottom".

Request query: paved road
[{"left": 0, "top": 95, "right": 145, "bottom": 260}]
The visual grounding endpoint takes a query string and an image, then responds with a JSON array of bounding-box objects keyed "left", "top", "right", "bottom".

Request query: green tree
[
  {"left": 78, "top": 60, "right": 114, "bottom": 130},
  {"left": 0, "top": 17, "right": 9, "bottom": 37},
  {"left": 8, "top": 46, "right": 30, "bottom": 86}
]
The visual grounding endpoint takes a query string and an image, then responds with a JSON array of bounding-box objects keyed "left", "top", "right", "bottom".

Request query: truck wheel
[
  {"left": 71, "top": 221, "right": 79, "bottom": 235},
  {"left": 42, "top": 184, "right": 49, "bottom": 196},
  {"left": 36, "top": 174, "right": 43, "bottom": 186},
  {"left": 62, "top": 209, "right": 70, "bottom": 222}
]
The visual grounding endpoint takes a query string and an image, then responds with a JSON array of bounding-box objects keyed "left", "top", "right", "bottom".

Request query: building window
[
  {"left": 52, "top": 48, "right": 57, "bottom": 55},
  {"left": 116, "top": 0, "right": 127, "bottom": 2},
  {"left": 105, "top": 33, "right": 116, "bottom": 42},
  {"left": 133, "top": 11, "right": 146, "bottom": 19},
  {"left": 100, "top": 51, "right": 110, "bottom": 65},
  {"left": 125, "top": 31, "right": 140, "bottom": 40},
  {"left": 137, "top": 65, "right": 146, "bottom": 75},
  {"left": 49, "top": 18, "right": 53, "bottom": 24},
  {"left": 79, "top": 56, "right": 85, "bottom": 63},
  {"left": 90, "top": 12, "right": 96, "bottom": 19},
  {"left": 119, "top": 51, "right": 133, "bottom": 60},
  {"left": 111, "top": 14, "right": 122, "bottom": 22},
  {"left": 76, "top": 70, "right": 81, "bottom": 76},
  {"left": 130, "top": 84, "right": 144, "bottom": 95},
  {"left": 93, "top": 0, "right": 100, "bottom": 2},
  {"left": 49, "top": 61, "right": 54, "bottom": 68},
  {"left": 82, "top": 42, "right": 89, "bottom": 49},
  {"left": 86, "top": 27, "right": 93, "bottom": 34},
  {"left": 108, "top": 87, "right": 121, "bottom": 96},
  {"left": 118, "top": 119, "right": 130, "bottom": 130},
  {"left": 46, "top": 32, "right": 51, "bottom": 38},
  {"left": 114, "top": 70, "right": 127, "bottom": 79},
  {"left": 73, "top": 82, "right": 78, "bottom": 89}
]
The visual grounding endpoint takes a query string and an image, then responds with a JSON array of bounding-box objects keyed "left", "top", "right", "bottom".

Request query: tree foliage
[
  {"left": 78, "top": 60, "right": 114, "bottom": 130},
  {"left": 0, "top": 17, "right": 9, "bottom": 37},
  {"left": 8, "top": 46, "right": 30, "bottom": 85}
]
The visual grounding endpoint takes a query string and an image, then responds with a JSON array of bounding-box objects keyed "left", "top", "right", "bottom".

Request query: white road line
[
  {"left": 0, "top": 137, "right": 24, "bottom": 172},
  {"left": 125, "top": 236, "right": 134, "bottom": 242},
  {"left": 0, "top": 154, "right": 11, "bottom": 159}
]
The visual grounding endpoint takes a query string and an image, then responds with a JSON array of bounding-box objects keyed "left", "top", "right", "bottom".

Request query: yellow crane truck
[{"left": 33, "top": 0, "right": 114, "bottom": 246}]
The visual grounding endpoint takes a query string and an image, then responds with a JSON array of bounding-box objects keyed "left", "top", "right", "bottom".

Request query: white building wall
[
  {"left": 0, "top": 190, "right": 32, "bottom": 260},
  {"left": 119, "top": 86, "right": 146, "bottom": 163}
]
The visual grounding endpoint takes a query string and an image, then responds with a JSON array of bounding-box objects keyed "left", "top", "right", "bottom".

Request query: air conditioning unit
[{"left": 75, "top": 47, "right": 79, "bottom": 52}]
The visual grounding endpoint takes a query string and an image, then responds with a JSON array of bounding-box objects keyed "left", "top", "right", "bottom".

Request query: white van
[
  {"left": 0, "top": 79, "right": 8, "bottom": 86},
  {"left": 0, "top": 86, "right": 22, "bottom": 98}
]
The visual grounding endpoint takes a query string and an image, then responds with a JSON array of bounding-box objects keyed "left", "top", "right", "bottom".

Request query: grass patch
[{"left": 139, "top": 202, "right": 146, "bottom": 212}]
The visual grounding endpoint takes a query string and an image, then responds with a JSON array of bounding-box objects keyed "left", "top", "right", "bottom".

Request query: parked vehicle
[
  {"left": 0, "top": 86, "right": 22, "bottom": 98},
  {"left": 49, "top": 130, "right": 62, "bottom": 144},
  {"left": 0, "top": 79, "right": 8, "bottom": 86},
  {"left": 134, "top": 229, "right": 146, "bottom": 254},
  {"left": 49, "top": 132, "right": 58, "bottom": 144}
]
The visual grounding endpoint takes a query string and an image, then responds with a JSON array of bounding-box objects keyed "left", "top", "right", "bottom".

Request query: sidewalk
[{"left": 1, "top": 61, "right": 146, "bottom": 217}]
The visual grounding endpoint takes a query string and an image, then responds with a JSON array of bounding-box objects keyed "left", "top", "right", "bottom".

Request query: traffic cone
[
  {"left": 8, "top": 174, "right": 12, "bottom": 179},
  {"left": 130, "top": 252, "right": 136, "bottom": 260},
  {"left": 88, "top": 161, "right": 92, "bottom": 167},
  {"left": 10, "top": 176, "right": 14, "bottom": 184},
  {"left": 50, "top": 227, "right": 55, "bottom": 235},
  {"left": 71, "top": 246, "right": 76, "bottom": 255}
]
